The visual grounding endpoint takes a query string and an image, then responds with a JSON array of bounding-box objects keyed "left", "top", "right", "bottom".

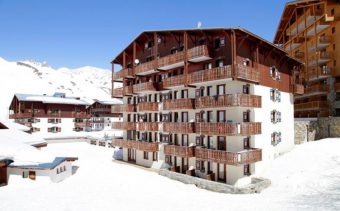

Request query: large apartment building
[
  {"left": 87, "top": 99, "right": 122, "bottom": 131},
  {"left": 111, "top": 28, "right": 303, "bottom": 186},
  {"left": 9, "top": 93, "right": 90, "bottom": 134},
  {"left": 274, "top": 0, "right": 340, "bottom": 117}
]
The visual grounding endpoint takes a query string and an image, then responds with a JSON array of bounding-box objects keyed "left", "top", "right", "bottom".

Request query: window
[
  {"left": 270, "top": 66, "right": 280, "bottom": 80},
  {"left": 271, "top": 110, "right": 282, "bottom": 123},
  {"left": 207, "top": 86, "right": 212, "bottom": 96},
  {"left": 243, "top": 137, "right": 250, "bottom": 149},
  {"left": 332, "top": 27, "right": 335, "bottom": 34},
  {"left": 243, "top": 110, "right": 250, "bottom": 122},
  {"left": 143, "top": 151, "right": 149, "bottom": 160},
  {"left": 181, "top": 112, "right": 188, "bottom": 122},
  {"left": 22, "top": 171, "right": 28, "bottom": 178},
  {"left": 152, "top": 152, "right": 158, "bottom": 161},
  {"left": 214, "top": 37, "right": 225, "bottom": 49},
  {"left": 196, "top": 136, "right": 204, "bottom": 146},
  {"left": 217, "top": 136, "right": 226, "bottom": 150},
  {"left": 243, "top": 84, "right": 250, "bottom": 94},
  {"left": 217, "top": 84, "right": 225, "bottom": 95},
  {"left": 207, "top": 111, "right": 213, "bottom": 123},
  {"left": 196, "top": 160, "right": 205, "bottom": 172},
  {"left": 204, "top": 63, "right": 212, "bottom": 70},
  {"left": 217, "top": 110, "right": 225, "bottom": 122},
  {"left": 215, "top": 59, "right": 224, "bottom": 67},
  {"left": 270, "top": 89, "right": 281, "bottom": 102},
  {"left": 271, "top": 132, "right": 282, "bottom": 146},
  {"left": 165, "top": 155, "right": 172, "bottom": 165},
  {"left": 181, "top": 89, "right": 188, "bottom": 98},
  {"left": 244, "top": 164, "right": 251, "bottom": 176}
]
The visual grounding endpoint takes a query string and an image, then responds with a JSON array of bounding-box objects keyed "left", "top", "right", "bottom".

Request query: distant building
[
  {"left": 111, "top": 28, "right": 303, "bottom": 187},
  {"left": 8, "top": 93, "right": 90, "bottom": 134},
  {"left": 274, "top": 0, "right": 340, "bottom": 117},
  {"left": 87, "top": 99, "right": 123, "bottom": 131}
]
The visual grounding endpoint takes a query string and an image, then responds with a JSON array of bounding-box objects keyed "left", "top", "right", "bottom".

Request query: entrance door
[
  {"left": 128, "top": 149, "right": 136, "bottom": 162},
  {"left": 217, "top": 136, "right": 226, "bottom": 150},
  {"left": 217, "top": 163, "right": 226, "bottom": 182}
]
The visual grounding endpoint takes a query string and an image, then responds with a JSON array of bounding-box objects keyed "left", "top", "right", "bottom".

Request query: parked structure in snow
[
  {"left": 8, "top": 93, "right": 91, "bottom": 134},
  {"left": 274, "top": 0, "right": 340, "bottom": 118},
  {"left": 87, "top": 99, "right": 122, "bottom": 131},
  {"left": 0, "top": 157, "right": 13, "bottom": 186},
  {"left": 111, "top": 28, "right": 303, "bottom": 187}
]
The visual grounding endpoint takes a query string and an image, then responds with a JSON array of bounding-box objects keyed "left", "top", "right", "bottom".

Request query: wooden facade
[{"left": 274, "top": 0, "right": 340, "bottom": 117}]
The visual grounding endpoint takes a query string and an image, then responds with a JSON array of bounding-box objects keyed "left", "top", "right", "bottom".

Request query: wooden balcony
[
  {"left": 112, "top": 139, "right": 159, "bottom": 152},
  {"left": 10, "top": 112, "right": 90, "bottom": 119},
  {"left": 304, "top": 84, "right": 329, "bottom": 95},
  {"left": 91, "top": 108, "right": 112, "bottom": 113},
  {"left": 112, "top": 87, "right": 123, "bottom": 98},
  {"left": 137, "top": 102, "right": 159, "bottom": 112},
  {"left": 162, "top": 122, "right": 195, "bottom": 133},
  {"left": 9, "top": 113, "right": 33, "bottom": 119},
  {"left": 195, "top": 94, "right": 262, "bottom": 109},
  {"left": 295, "top": 101, "right": 328, "bottom": 111},
  {"left": 293, "top": 84, "right": 304, "bottom": 95},
  {"left": 134, "top": 60, "right": 156, "bottom": 75},
  {"left": 307, "top": 67, "right": 332, "bottom": 81},
  {"left": 133, "top": 82, "right": 157, "bottom": 93},
  {"left": 308, "top": 52, "right": 333, "bottom": 66},
  {"left": 335, "top": 82, "right": 340, "bottom": 92},
  {"left": 235, "top": 64, "right": 260, "bottom": 82},
  {"left": 164, "top": 145, "right": 195, "bottom": 158},
  {"left": 112, "top": 122, "right": 136, "bottom": 130},
  {"left": 137, "top": 122, "right": 159, "bottom": 131},
  {"left": 187, "top": 45, "right": 210, "bottom": 62},
  {"left": 158, "top": 51, "right": 185, "bottom": 70},
  {"left": 195, "top": 122, "right": 261, "bottom": 136},
  {"left": 195, "top": 148, "right": 262, "bottom": 166},
  {"left": 112, "top": 104, "right": 135, "bottom": 113},
  {"left": 162, "top": 75, "right": 186, "bottom": 89},
  {"left": 113, "top": 68, "right": 133, "bottom": 81},
  {"left": 188, "top": 66, "right": 232, "bottom": 84},
  {"left": 124, "top": 86, "right": 133, "bottom": 95},
  {"left": 163, "top": 98, "right": 195, "bottom": 110}
]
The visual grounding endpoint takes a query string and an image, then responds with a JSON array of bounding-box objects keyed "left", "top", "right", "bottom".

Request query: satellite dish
[{"left": 134, "top": 59, "right": 140, "bottom": 64}]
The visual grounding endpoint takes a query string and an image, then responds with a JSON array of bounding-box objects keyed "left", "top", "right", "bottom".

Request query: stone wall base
[{"left": 159, "top": 169, "right": 271, "bottom": 194}]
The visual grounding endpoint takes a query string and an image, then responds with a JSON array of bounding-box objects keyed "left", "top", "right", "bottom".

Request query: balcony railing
[
  {"left": 112, "top": 104, "right": 135, "bottom": 113},
  {"left": 113, "top": 68, "right": 133, "bottom": 81},
  {"left": 112, "top": 87, "right": 123, "bottom": 97},
  {"left": 295, "top": 101, "right": 328, "bottom": 110},
  {"left": 187, "top": 45, "right": 210, "bottom": 61},
  {"left": 112, "top": 122, "right": 136, "bottom": 130},
  {"left": 163, "top": 98, "right": 195, "bottom": 110},
  {"left": 91, "top": 108, "right": 112, "bottom": 113},
  {"left": 195, "top": 94, "right": 262, "bottom": 109},
  {"left": 162, "top": 75, "right": 186, "bottom": 88},
  {"left": 162, "top": 122, "right": 195, "bottom": 133},
  {"left": 133, "top": 82, "right": 157, "bottom": 93},
  {"left": 195, "top": 148, "right": 262, "bottom": 166},
  {"left": 188, "top": 66, "right": 232, "bottom": 84},
  {"left": 134, "top": 60, "right": 156, "bottom": 75},
  {"left": 235, "top": 64, "right": 260, "bottom": 82},
  {"left": 335, "top": 82, "right": 340, "bottom": 92},
  {"left": 112, "top": 139, "right": 159, "bottom": 152},
  {"left": 195, "top": 122, "right": 261, "bottom": 136},
  {"left": 9, "top": 113, "right": 33, "bottom": 119},
  {"left": 124, "top": 86, "right": 133, "bottom": 95},
  {"left": 137, "top": 122, "right": 159, "bottom": 131},
  {"left": 304, "top": 84, "right": 329, "bottom": 94},
  {"left": 10, "top": 112, "right": 90, "bottom": 119},
  {"left": 137, "top": 102, "right": 159, "bottom": 112},
  {"left": 164, "top": 145, "right": 195, "bottom": 158},
  {"left": 293, "top": 84, "right": 304, "bottom": 95},
  {"left": 307, "top": 67, "right": 332, "bottom": 81},
  {"left": 158, "top": 51, "right": 185, "bottom": 68}
]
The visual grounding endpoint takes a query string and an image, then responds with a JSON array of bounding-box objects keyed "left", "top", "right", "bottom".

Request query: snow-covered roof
[
  {"left": 15, "top": 93, "right": 90, "bottom": 106},
  {"left": 9, "top": 157, "right": 75, "bottom": 170},
  {"left": 0, "top": 119, "right": 30, "bottom": 132},
  {"left": 0, "top": 129, "right": 54, "bottom": 166},
  {"left": 95, "top": 98, "right": 123, "bottom": 105}
]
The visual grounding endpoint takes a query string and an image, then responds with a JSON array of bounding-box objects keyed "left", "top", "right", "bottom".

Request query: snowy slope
[
  {"left": 1, "top": 139, "right": 340, "bottom": 211},
  {"left": 0, "top": 57, "right": 121, "bottom": 119}
]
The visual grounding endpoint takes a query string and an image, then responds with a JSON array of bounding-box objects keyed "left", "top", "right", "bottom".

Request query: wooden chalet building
[{"left": 110, "top": 27, "right": 303, "bottom": 187}]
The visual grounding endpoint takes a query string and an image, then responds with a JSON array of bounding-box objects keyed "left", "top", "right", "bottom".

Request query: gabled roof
[
  {"left": 94, "top": 99, "right": 123, "bottom": 105},
  {"left": 112, "top": 27, "right": 301, "bottom": 65},
  {"left": 14, "top": 93, "right": 90, "bottom": 106},
  {"left": 273, "top": 0, "right": 322, "bottom": 44}
]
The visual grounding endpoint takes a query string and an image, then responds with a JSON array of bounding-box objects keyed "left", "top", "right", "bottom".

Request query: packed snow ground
[{"left": 1, "top": 139, "right": 340, "bottom": 211}]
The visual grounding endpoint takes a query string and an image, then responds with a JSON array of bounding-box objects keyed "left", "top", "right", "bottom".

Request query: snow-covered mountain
[{"left": 0, "top": 57, "right": 121, "bottom": 119}]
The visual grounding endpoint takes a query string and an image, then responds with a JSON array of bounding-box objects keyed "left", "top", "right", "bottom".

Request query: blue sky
[{"left": 0, "top": 0, "right": 289, "bottom": 69}]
